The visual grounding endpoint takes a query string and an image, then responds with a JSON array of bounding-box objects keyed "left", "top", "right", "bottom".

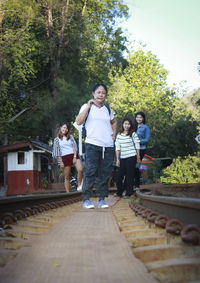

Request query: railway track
[
  {"left": 0, "top": 192, "right": 82, "bottom": 267},
  {"left": 0, "top": 192, "right": 82, "bottom": 227},
  {"left": 0, "top": 185, "right": 200, "bottom": 282},
  {"left": 112, "top": 197, "right": 200, "bottom": 283},
  {"left": 136, "top": 190, "right": 200, "bottom": 226}
]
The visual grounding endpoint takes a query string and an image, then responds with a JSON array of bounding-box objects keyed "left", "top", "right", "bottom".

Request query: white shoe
[
  {"left": 98, "top": 200, "right": 109, "bottom": 208},
  {"left": 83, "top": 200, "right": 95, "bottom": 209},
  {"left": 77, "top": 182, "right": 83, "bottom": 192}
]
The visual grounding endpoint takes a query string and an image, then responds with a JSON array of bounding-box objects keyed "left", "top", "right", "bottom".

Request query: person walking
[
  {"left": 76, "top": 83, "right": 117, "bottom": 208},
  {"left": 115, "top": 118, "right": 140, "bottom": 197},
  {"left": 134, "top": 112, "right": 150, "bottom": 190},
  {"left": 52, "top": 123, "right": 83, "bottom": 192}
]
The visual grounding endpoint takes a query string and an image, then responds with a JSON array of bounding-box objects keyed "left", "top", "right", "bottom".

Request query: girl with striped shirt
[{"left": 115, "top": 118, "right": 140, "bottom": 197}]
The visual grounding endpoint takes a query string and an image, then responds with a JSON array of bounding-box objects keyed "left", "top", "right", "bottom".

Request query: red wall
[{"left": 7, "top": 170, "right": 41, "bottom": 195}]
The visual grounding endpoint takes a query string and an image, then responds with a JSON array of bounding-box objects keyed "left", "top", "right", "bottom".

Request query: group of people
[{"left": 52, "top": 83, "right": 150, "bottom": 209}]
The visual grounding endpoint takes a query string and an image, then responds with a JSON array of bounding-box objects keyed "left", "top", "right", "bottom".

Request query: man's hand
[{"left": 87, "top": 99, "right": 95, "bottom": 108}]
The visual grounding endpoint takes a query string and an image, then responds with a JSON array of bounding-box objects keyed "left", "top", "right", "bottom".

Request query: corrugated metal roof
[{"left": 0, "top": 140, "right": 52, "bottom": 153}]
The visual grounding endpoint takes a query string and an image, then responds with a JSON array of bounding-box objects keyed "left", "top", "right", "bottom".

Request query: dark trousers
[
  {"left": 82, "top": 143, "right": 114, "bottom": 201},
  {"left": 116, "top": 156, "right": 137, "bottom": 197},
  {"left": 134, "top": 149, "right": 146, "bottom": 187}
]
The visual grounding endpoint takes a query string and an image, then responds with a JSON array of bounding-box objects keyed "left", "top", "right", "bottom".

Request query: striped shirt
[
  {"left": 115, "top": 132, "right": 140, "bottom": 159},
  {"left": 52, "top": 135, "right": 78, "bottom": 158}
]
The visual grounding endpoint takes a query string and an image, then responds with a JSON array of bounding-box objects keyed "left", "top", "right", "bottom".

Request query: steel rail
[
  {"left": 136, "top": 191, "right": 200, "bottom": 225},
  {"left": 0, "top": 192, "right": 82, "bottom": 226}
]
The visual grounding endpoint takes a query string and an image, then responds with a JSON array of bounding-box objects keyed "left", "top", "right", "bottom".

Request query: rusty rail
[
  {"left": 0, "top": 192, "right": 82, "bottom": 227},
  {"left": 136, "top": 190, "right": 200, "bottom": 226}
]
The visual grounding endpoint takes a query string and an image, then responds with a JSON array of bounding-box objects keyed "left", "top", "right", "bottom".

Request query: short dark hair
[
  {"left": 120, "top": 118, "right": 134, "bottom": 137},
  {"left": 92, "top": 83, "right": 108, "bottom": 94}
]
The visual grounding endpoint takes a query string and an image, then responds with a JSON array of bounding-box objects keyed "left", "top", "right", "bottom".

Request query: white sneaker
[
  {"left": 77, "top": 185, "right": 82, "bottom": 192},
  {"left": 83, "top": 200, "right": 95, "bottom": 209},
  {"left": 77, "top": 181, "right": 83, "bottom": 192},
  {"left": 98, "top": 200, "right": 109, "bottom": 208}
]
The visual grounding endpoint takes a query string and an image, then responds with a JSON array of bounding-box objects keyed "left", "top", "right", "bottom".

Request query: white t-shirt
[
  {"left": 79, "top": 103, "right": 114, "bottom": 147},
  {"left": 59, "top": 137, "right": 74, "bottom": 156}
]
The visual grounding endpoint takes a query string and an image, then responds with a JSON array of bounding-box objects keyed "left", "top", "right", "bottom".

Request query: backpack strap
[
  {"left": 104, "top": 103, "right": 111, "bottom": 116},
  {"left": 82, "top": 108, "right": 91, "bottom": 135}
]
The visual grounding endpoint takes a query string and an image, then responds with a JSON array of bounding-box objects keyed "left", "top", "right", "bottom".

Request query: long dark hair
[
  {"left": 92, "top": 83, "right": 108, "bottom": 94},
  {"left": 57, "top": 123, "right": 71, "bottom": 140},
  {"left": 134, "top": 112, "right": 146, "bottom": 130},
  {"left": 120, "top": 118, "right": 134, "bottom": 137}
]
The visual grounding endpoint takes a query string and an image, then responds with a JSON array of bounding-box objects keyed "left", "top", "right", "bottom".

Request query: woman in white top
[
  {"left": 115, "top": 118, "right": 140, "bottom": 197},
  {"left": 52, "top": 123, "right": 83, "bottom": 192}
]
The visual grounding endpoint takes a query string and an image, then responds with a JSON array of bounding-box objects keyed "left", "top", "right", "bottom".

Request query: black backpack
[{"left": 82, "top": 103, "right": 111, "bottom": 138}]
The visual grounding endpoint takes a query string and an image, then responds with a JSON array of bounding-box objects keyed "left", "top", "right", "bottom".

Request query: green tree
[
  {"left": 108, "top": 49, "right": 169, "bottom": 115},
  {"left": 0, "top": 0, "right": 41, "bottom": 132},
  {"left": 182, "top": 89, "right": 200, "bottom": 124},
  {"left": 0, "top": 0, "right": 128, "bottom": 141},
  {"left": 0, "top": 90, "right": 15, "bottom": 132},
  {"left": 167, "top": 118, "right": 199, "bottom": 157},
  {"left": 108, "top": 48, "right": 199, "bottom": 158}
]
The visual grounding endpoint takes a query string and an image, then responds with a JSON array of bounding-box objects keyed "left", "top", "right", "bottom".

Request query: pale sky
[{"left": 122, "top": 0, "right": 200, "bottom": 93}]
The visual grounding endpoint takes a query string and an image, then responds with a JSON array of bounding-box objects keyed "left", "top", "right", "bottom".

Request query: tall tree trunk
[
  {"left": 47, "top": 6, "right": 53, "bottom": 37},
  {"left": 0, "top": 0, "right": 5, "bottom": 26},
  {"left": 82, "top": 0, "right": 87, "bottom": 16},
  {"left": 43, "top": 0, "right": 69, "bottom": 125},
  {"left": 54, "top": 0, "right": 70, "bottom": 76}
]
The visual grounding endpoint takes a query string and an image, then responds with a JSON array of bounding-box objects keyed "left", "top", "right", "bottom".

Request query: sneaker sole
[
  {"left": 83, "top": 205, "right": 95, "bottom": 209},
  {"left": 98, "top": 205, "right": 109, "bottom": 208}
]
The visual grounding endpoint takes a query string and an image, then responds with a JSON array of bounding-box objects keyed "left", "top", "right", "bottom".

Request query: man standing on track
[{"left": 76, "top": 83, "right": 117, "bottom": 209}]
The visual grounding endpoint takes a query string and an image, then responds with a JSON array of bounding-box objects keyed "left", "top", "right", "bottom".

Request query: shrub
[{"left": 160, "top": 155, "right": 200, "bottom": 183}]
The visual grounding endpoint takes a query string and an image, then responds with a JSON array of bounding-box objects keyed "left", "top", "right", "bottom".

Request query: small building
[{"left": 0, "top": 140, "right": 52, "bottom": 195}]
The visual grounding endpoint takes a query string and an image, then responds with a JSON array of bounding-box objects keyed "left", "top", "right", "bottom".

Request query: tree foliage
[
  {"left": 0, "top": 0, "right": 128, "bottom": 140},
  {"left": 160, "top": 155, "right": 200, "bottom": 183},
  {"left": 108, "top": 49, "right": 199, "bottom": 158},
  {"left": 182, "top": 89, "right": 200, "bottom": 124}
]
